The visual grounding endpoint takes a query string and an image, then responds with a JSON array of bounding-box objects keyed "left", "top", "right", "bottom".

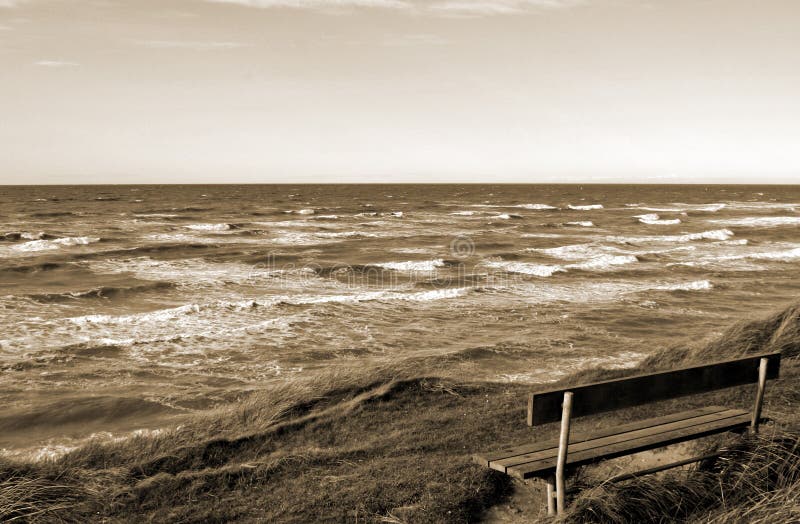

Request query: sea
[{"left": 2, "top": 184, "right": 800, "bottom": 459}]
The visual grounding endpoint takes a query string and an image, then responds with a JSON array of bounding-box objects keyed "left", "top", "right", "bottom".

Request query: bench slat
[
  {"left": 528, "top": 352, "right": 780, "bottom": 425},
  {"left": 508, "top": 412, "right": 751, "bottom": 479},
  {"left": 492, "top": 408, "right": 747, "bottom": 470},
  {"left": 474, "top": 406, "right": 726, "bottom": 466}
]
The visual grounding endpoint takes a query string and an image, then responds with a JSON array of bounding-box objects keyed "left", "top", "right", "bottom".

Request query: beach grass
[{"left": 2, "top": 302, "right": 800, "bottom": 522}]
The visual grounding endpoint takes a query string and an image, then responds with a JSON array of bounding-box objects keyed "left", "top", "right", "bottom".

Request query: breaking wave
[
  {"left": 708, "top": 217, "right": 800, "bottom": 227},
  {"left": 634, "top": 213, "right": 682, "bottom": 225},
  {"left": 568, "top": 204, "right": 603, "bottom": 210},
  {"left": 9, "top": 236, "right": 101, "bottom": 252}
]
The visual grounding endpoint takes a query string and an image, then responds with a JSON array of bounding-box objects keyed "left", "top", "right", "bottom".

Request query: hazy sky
[{"left": 1, "top": 0, "right": 798, "bottom": 184}]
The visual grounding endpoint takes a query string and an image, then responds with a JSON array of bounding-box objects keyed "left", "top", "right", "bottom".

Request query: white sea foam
[
  {"left": 513, "top": 204, "right": 558, "bottom": 210},
  {"left": 695, "top": 203, "right": 727, "bottom": 212},
  {"left": 185, "top": 223, "right": 231, "bottom": 231},
  {"left": 485, "top": 260, "right": 565, "bottom": 277},
  {"left": 20, "top": 231, "right": 46, "bottom": 240},
  {"left": 604, "top": 229, "right": 734, "bottom": 243},
  {"left": 450, "top": 211, "right": 477, "bottom": 216},
  {"left": 566, "top": 254, "right": 638, "bottom": 271},
  {"left": 11, "top": 236, "right": 100, "bottom": 252},
  {"left": 269, "top": 231, "right": 338, "bottom": 245},
  {"left": 565, "top": 221, "right": 594, "bottom": 227},
  {"left": 743, "top": 247, "right": 800, "bottom": 261},
  {"left": 628, "top": 203, "right": 726, "bottom": 213},
  {"left": 496, "top": 214, "right": 512, "bottom": 220},
  {"left": 70, "top": 303, "right": 202, "bottom": 325},
  {"left": 68, "top": 285, "right": 471, "bottom": 328},
  {"left": 654, "top": 280, "right": 713, "bottom": 291},
  {"left": 708, "top": 217, "right": 800, "bottom": 227},
  {"left": 284, "top": 208, "right": 315, "bottom": 215},
  {"left": 634, "top": 213, "right": 681, "bottom": 225},
  {"left": 313, "top": 231, "right": 383, "bottom": 239},
  {"left": 533, "top": 243, "right": 693, "bottom": 261},
  {"left": 389, "top": 211, "right": 404, "bottom": 218},
  {"left": 375, "top": 259, "right": 445, "bottom": 272},
  {"left": 689, "top": 246, "right": 800, "bottom": 264},
  {"left": 568, "top": 204, "right": 603, "bottom": 210},
  {"left": 538, "top": 244, "right": 602, "bottom": 261}
]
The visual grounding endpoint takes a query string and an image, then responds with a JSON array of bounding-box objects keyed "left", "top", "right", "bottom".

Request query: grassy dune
[{"left": 2, "top": 303, "right": 800, "bottom": 523}]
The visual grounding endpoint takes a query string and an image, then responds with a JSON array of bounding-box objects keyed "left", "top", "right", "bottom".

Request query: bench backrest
[{"left": 527, "top": 352, "right": 781, "bottom": 426}]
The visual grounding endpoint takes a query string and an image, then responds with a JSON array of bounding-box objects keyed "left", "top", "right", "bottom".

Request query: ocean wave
[
  {"left": 145, "top": 233, "right": 220, "bottom": 243},
  {"left": 725, "top": 201, "right": 799, "bottom": 211},
  {"left": 10, "top": 236, "right": 100, "bottom": 252},
  {"left": 269, "top": 231, "right": 350, "bottom": 245},
  {"left": 565, "top": 221, "right": 594, "bottom": 227},
  {"left": 634, "top": 213, "right": 682, "bottom": 225},
  {"left": 313, "top": 231, "right": 383, "bottom": 239},
  {"left": 185, "top": 223, "right": 234, "bottom": 231},
  {"left": 533, "top": 243, "right": 693, "bottom": 262},
  {"left": 30, "top": 211, "right": 79, "bottom": 218},
  {"left": 67, "top": 287, "right": 473, "bottom": 326},
  {"left": 537, "top": 243, "right": 606, "bottom": 261},
  {"left": 513, "top": 203, "right": 558, "bottom": 210},
  {"left": 0, "top": 261, "right": 66, "bottom": 274},
  {"left": 90, "top": 257, "right": 295, "bottom": 287},
  {"left": 708, "top": 217, "right": 800, "bottom": 227},
  {"left": 70, "top": 303, "right": 203, "bottom": 325},
  {"left": 484, "top": 260, "right": 565, "bottom": 277},
  {"left": 605, "top": 229, "right": 734, "bottom": 243},
  {"left": 653, "top": 280, "right": 713, "bottom": 291},
  {"left": 742, "top": 247, "right": 800, "bottom": 261},
  {"left": 568, "top": 204, "right": 603, "bottom": 210},
  {"left": 520, "top": 233, "right": 567, "bottom": 238},
  {"left": 134, "top": 213, "right": 180, "bottom": 218},
  {"left": 2, "top": 231, "right": 52, "bottom": 242},
  {"left": 627, "top": 203, "right": 726, "bottom": 213},
  {"left": 450, "top": 211, "right": 477, "bottom": 216},
  {"left": 567, "top": 254, "right": 638, "bottom": 271},
  {"left": 284, "top": 208, "right": 315, "bottom": 215},
  {"left": 27, "top": 281, "right": 175, "bottom": 303},
  {"left": 374, "top": 259, "right": 445, "bottom": 272},
  {"left": 682, "top": 246, "right": 800, "bottom": 266}
]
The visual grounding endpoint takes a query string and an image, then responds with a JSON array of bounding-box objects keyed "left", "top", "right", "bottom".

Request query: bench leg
[
  {"left": 545, "top": 476, "right": 556, "bottom": 516},
  {"left": 555, "top": 391, "right": 573, "bottom": 515},
  {"left": 751, "top": 357, "right": 768, "bottom": 434}
]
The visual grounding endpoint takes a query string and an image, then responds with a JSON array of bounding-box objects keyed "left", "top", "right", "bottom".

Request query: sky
[{"left": 1, "top": 0, "right": 799, "bottom": 184}]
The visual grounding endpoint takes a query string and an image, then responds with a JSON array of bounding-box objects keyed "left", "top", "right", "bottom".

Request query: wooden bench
[{"left": 473, "top": 352, "right": 781, "bottom": 516}]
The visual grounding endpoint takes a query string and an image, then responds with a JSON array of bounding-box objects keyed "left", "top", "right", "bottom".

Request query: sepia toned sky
[{"left": 1, "top": 0, "right": 799, "bottom": 184}]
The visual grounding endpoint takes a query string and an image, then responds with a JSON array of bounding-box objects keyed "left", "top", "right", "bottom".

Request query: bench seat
[{"left": 474, "top": 405, "right": 752, "bottom": 480}]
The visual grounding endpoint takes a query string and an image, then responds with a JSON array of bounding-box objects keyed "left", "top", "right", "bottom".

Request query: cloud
[
  {"left": 429, "top": 0, "right": 584, "bottom": 16},
  {"left": 135, "top": 40, "right": 250, "bottom": 50},
  {"left": 204, "top": 0, "right": 585, "bottom": 15},
  {"left": 34, "top": 60, "right": 79, "bottom": 67},
  {"left": 205, "top": 0, "right": 411, "bottom": 9}
]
